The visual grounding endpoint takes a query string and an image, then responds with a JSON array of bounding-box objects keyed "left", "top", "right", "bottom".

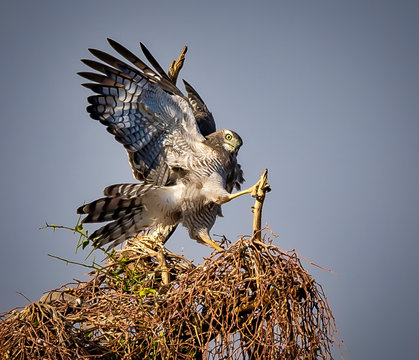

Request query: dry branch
[
  {"left": 168, "top": 45, "right": 188, "bottom": 85},
  {"left": 252, "top": 169, "right": 270, "bottom": 240}
]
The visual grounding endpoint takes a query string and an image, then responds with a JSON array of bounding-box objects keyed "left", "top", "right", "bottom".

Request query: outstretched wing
[
  {"left": 79, "top": 39, "right": 215, "bottom": 186},
  {"left": 183, "top": 80, "right": 216, "bottom": 136},
  {"left": 138, "top": 42, "right": 216, "bottom": 137}
]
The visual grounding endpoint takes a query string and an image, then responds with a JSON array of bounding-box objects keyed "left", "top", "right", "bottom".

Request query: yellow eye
[{"left": 225, "top": 133, "right": 232, "bottom": 141}]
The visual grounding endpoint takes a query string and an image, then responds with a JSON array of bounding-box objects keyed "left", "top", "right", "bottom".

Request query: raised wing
[
  {"left": 182, "top": 80, "right": 216, "bottom": 136},
  {"left": 139, "top": 42, "right": 217, "bottom": 137},
  {"left": 79, "top": 39, "right": 212, "bottom": 186}
]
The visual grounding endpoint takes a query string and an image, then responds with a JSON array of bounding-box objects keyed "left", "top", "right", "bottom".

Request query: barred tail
[
  {"left": 77, "top": 183, "right": 180, "bottom": 249},
  {"left": 89, "top": 208, "right": 148, "bottom": 249}
]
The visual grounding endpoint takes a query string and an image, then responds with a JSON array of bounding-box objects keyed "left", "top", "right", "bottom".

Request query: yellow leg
[
  {"left": 217, "top": 173, "right": 271, "bottom": 205},
  {"left": 200, "top": 234, "right": 223, "bottom": 251},
  {"left": 218, "top": 180, "right": 262, "bottom": 204},
  {"left": 224, "top": 185, "right": 257, "bottom": 202}
]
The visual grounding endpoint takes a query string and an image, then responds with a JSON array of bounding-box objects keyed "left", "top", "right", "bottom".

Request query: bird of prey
[{"left": 77, "top": 39, "right": 256, "bottom": 251}]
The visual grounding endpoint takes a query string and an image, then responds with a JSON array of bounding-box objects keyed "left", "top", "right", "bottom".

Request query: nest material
[{"left": 0, "top": 233, "right": 341, "bottom": 359}]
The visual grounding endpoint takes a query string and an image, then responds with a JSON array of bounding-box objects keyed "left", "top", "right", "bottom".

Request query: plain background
[{"left": 0, "top": 1, "right": 418, "bottom": 359}]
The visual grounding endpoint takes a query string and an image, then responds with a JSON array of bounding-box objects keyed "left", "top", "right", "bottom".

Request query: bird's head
[{"left": 206, "top": 129, "right": 243, "bottom": 154}]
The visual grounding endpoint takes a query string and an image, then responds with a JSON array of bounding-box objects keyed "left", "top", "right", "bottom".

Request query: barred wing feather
[{"left": 79, "top": 39, "right": 210, "bottom": 186}]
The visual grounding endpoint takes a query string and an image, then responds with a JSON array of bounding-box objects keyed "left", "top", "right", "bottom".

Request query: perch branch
[{"left": 252, "top": 169, "right": 270, "bottom": 240}]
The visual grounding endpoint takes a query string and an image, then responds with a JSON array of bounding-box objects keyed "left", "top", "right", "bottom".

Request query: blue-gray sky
[{"left": 1, "top": 1, "right": 418, "bottom": 358}]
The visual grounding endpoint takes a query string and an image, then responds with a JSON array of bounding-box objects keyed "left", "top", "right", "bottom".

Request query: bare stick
[
  {"left": 168, "top": 46, "right": 188, "bottom": 85},
  {"left": 252, "top": 169, "right": 270, "bottom": 240},
  {"left": 157, "top": 248, "right": 170, "bottom": 285}
]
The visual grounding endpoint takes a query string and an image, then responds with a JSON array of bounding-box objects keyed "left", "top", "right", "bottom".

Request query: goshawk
[{"left": 77, "top": 39, "right": 255, "bottom": 251}]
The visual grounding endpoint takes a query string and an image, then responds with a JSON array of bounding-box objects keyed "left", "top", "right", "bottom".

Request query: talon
[{"left": 199, "top": 233, "right": 224, "bottom": 251}]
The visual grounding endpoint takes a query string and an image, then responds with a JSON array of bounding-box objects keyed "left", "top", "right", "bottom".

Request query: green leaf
[{"left": 139, "top": 288, "right": 157, "bottom": 297}]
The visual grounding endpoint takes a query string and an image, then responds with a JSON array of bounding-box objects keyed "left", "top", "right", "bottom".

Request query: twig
[
  {"left": 252, "top": 169, "right": 271, "bottom": 240},
  {"left": 16, "top": 291, "right": 32, "bottom": 304},
  {"left": 168, "top": 46, "right": 188, "bottom": 85},
  {"left": 48, "top": 254, "right": 98, "bottom": 270}
]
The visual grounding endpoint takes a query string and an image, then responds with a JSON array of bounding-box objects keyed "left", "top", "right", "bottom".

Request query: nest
[{"left": 0, "top": 232, "right": 341, "bottom": 359}]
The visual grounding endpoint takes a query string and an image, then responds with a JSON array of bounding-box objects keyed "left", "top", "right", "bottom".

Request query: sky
[{"left": 0, "top": 1, "right": 418, "bottom": 358}]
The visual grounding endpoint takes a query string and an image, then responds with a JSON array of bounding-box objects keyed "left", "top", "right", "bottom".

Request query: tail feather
[
  {"left": 78, "top": 183, "right": 181, "bottom": 249},
  {"left": 103, "top": 183, "right": 156, "bottom": 198},
  {"left": 91, "top": 209, "right": 145, "bottom": 249},
  {"left": 77, "top": 197, "right": 142, "bottom": 223}
]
